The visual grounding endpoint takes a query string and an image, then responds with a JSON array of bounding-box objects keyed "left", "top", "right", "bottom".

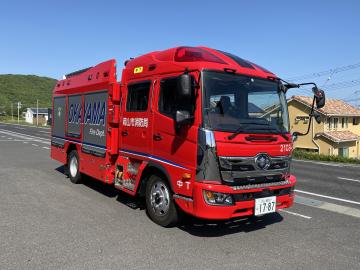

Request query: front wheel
[{"left": 145, "top": 175, "right": 179, "bottom": 227}]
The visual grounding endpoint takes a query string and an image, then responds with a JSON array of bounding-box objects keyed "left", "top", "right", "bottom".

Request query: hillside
[{"left": 0, "top": 74, "right": 57, "bottom": 116}]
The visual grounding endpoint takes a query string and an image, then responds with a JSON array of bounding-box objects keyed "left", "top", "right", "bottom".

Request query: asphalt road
[{"left": 0, "top": 122, "right": 359, "bottom": 270}]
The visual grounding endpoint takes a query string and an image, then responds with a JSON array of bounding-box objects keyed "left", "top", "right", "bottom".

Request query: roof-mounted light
[{"left": 175, "top": 47, "right": 227, "bottom": 64}]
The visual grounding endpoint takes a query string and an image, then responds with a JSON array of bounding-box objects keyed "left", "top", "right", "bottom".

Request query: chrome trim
[
  {"left": 173, "top": 194, "right": 194, "bottom": 202},
  {"left": 221, "top": 170, "right": 286, "bottom": 179},
  {"left": 231, "top": 180, "right": 291, "bottom": 190},
  {"left": 196, "top": 128, "right": 221, "bottom": 182},
  {"left": 219, "top": 155, "right": 291, "bottom": 163},
  {"left": 204, "top": 128, "right": 216, "bottom": 148},
  {"left": 219, "top": 155, "right": 291, "bottom": 183}
]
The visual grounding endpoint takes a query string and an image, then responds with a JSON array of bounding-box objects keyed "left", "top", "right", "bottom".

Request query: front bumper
[{"left": 175, "top": 175, "right": 296, "bottom": 220}]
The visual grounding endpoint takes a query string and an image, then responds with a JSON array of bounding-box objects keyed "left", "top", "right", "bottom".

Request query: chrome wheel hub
[
  {"left": 69, "top": 156, "right": 78, "bottom": 178},
  {"left": 150, "top": 181, "right": 170, "bottom": 216}
]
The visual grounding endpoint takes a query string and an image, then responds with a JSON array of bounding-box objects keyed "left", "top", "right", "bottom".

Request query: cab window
[
  {"left": 126, "top": 81, "right": 151, "bottom": 112},
  {"left": 159, "top": 78, "right": 177, "bottom": 118}
]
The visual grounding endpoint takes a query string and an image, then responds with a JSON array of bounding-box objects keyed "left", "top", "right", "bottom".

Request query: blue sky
[{"left": 1, "top": 0, "right": 360, "bottom": 102}]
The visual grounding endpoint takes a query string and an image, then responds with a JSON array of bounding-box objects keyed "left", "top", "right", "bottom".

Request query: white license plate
[{"left": 254, "top": 196, "right": 276, "bottom": 216}]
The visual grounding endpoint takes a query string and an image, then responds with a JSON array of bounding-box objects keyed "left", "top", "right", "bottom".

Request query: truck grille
[
  {"left": 219, "top": 155, "right": 290, "bottom": 186},
  {"left": 233, "top": 186, "right": 292, "bottom": 200}
]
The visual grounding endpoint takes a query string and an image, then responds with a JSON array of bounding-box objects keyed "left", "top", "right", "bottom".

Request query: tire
[
  {"left": 145, "top": 174, "right": 179, "bottom": 227},
  {"left": 67, "top": 150, "right": 82, "bottom": 184}
]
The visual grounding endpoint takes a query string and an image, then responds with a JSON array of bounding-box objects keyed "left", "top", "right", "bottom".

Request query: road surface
[{"left": 0, "top": 122, "right": 359, "bottom": 269}]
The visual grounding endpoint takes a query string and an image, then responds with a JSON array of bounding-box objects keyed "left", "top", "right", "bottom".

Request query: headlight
[
  {"left": 203, "top": 190, "right": 234, "bottom": 206},
  {"left": 218, "top": 157, "right": 232, "bottom": 170}
]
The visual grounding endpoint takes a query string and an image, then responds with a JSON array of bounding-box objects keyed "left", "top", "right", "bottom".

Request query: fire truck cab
[{"left": 51, "top": 46, "right": 322, "bottom": 226}]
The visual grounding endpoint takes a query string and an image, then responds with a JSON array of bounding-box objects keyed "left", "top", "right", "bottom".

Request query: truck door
[
  {"left": 151, "top": 76, "right": 197, "bottom": 179},
  {"left": 120, "top": 80, "right": 153, "bottom": 155}
]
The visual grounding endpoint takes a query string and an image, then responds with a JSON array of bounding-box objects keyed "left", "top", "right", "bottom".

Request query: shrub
[{"left": 292, "top": 149, "right": 360, "bottom": 164}]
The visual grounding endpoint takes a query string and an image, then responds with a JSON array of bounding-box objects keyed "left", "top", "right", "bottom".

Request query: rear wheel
[
  {"left": 67, "top": 150, "right": 82, "bottom": 184},
  {"left": 145, "top": 174, "right": 179, "bottom": 227}
]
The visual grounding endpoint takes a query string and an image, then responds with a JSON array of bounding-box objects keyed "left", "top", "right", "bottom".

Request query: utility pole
[
  {"left": 36, "top": 99, "right": 39, "bottom": 127},
  {"left": 17, "top": 102, "right": 21, "bottom": 124}
]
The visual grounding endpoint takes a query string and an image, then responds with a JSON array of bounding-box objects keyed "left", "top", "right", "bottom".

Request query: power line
[
  {"left": 344, "top": 97, "right": 360, "bottom": 102},
  {"left": 344, "top": 90, "right": 360, "bottom": 102},
  {"left": 299, "top": 78, "right": 360, "bottom": 92},
  {"left": 326, "top": 79, "right": 360, "bottom": 90},
  {"left": 286, "top": 62, "right": 360, "bottom": 81}
]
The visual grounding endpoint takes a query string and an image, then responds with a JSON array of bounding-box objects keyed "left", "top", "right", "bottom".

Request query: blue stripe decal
[
  {"left": 52, "top": 136, "right": 186, "bottom": 169},
  {"left": 119, "top": 148, "right": 188, "bottom": 170},
  {"left": 52, "top": 136, "right": 106, "bottom": 150}
]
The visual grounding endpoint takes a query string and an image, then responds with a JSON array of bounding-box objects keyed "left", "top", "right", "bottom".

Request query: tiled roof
[
  {"left": 316, "top": 131, "right": 360, "bottom": 142},
  {"left": 290, "top": 96, "right": 360, "bottom": 116}
]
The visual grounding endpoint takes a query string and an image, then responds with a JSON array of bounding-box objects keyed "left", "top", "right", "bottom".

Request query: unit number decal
[{"left": 280, "top": 144, "right": 292, "bottom": 153}]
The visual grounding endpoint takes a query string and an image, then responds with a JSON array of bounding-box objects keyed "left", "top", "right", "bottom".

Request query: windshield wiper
[
  {"left": 227, "top": 122, "right": 268, "bottom": 140},
  {"left": 228, "top": 123, "right": 289, "bottom": 141},
  {"left": 259, "top": 126, "right": 290, "bottom": 141}
]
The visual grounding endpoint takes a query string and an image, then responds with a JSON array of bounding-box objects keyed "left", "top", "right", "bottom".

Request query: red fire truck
[{"left": 51, "top": 46, "right": 325, "bottom": 226}]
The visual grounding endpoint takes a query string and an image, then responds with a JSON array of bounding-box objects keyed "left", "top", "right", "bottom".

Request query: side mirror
[
  {"left": 312, "top": 87, "right": 325, "bottom": 109},
  {"left": 313, "top": 111, "right": 322, "bottom": 124},
  {"left": 175, "top": 110, "right": 193, "bottom": 126},
  {"left": 177, "top": 73, "right": 194, "bottom": 99},
  {"left": 292, "top": 132, "right": 298, "bottom": 142}
]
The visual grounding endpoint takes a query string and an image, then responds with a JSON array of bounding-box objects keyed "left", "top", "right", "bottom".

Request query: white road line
[
  {"left": 7, "top": 137, "right": 13, "bottom": 139},
  {"left": 295, "top": 189, "right": 360, "bottom": 205},
  {"left": 318, "top": 202, "right": 360, "bottom": 219},
  {"left": 42, "top": 146, "right": 50, "bottom": 150},
  {"left": 0, "top": 129, "right": 50, "bottom": 145},
  {"left": 23, "top": 142, "right": 28, "bottom": 144},
  {"left": 0, "top": 140, "right": 33, "bottom": 142},
  {"left": 337, "top": 177, "right": 360, "bottom": 183},
  {"left": 295, "top": 195, "right": 360, "bottom": 219},
  {"left": 1, "top": 135, "right": 5, "bottom": 138},
  {"left": 32, "top": 144, "right": 39, "bottom": 147},
  {"left": 0, "top": 122, "right": 50, "bottom": 130},
  {"left": 279, "top": 209, "right": 312, "bottom": 219},
  {"left": 38, "top": 130, "right": 50, "bottom": 134}
]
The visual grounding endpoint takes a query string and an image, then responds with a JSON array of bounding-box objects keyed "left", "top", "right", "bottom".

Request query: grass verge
[{"left": 293, "top": 149, "right": 360, "bottom": 164}]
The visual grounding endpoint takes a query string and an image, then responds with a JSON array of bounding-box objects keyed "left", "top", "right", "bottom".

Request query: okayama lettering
[
  {"left": 123, "top": 117, "right": 149, "bottom": 128},
  {"left": 85, "top": 101, "right": 106, "bottom": 126},
  {"left": 68, "top": 103, "right": 82, "bottom": 124},
  {"left": 68, "top": 101, "right": 107, "bottom": 126}
]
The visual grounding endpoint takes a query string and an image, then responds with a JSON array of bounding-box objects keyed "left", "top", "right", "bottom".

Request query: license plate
[{"left": 254, "top": 196, "right": 276, "bottom": 216}]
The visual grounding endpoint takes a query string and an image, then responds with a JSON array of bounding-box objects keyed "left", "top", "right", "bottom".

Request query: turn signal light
[
  {"left": 182, "top": 173, "right": 192, "bottom": 180},
  {"left": 203, "top": 190, "right": 234, "bottom": 206}
]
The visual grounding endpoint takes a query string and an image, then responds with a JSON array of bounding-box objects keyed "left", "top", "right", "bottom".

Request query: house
[
  {"left": 25, "top": 108, "right": 52, "bottom": 126},
  {"left": 288, "top": 96, "right": 360, "bottom": 158}
]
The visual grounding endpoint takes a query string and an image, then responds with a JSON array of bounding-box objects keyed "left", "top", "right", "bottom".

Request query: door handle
[
  {"left": 121, "top": 130, "right": 128, "bottom": 136},
  {"left": 153, "top": 133, "right": 163, "bottom": 141}
]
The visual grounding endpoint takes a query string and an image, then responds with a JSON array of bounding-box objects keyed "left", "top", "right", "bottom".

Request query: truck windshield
[{"left": 202, "top": 71, "right": 290, "bottom": 134}]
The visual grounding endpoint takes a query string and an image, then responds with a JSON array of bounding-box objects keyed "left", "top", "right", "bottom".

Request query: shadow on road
[
  {"left": 177, "top": 213, "right": 283, "bottom": 237},
  {"left": 55, "top": 165, "right": 284, "bottom": 236},
  {"left": 55, "top": 165, "right": 145, "bottom": 208}
]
